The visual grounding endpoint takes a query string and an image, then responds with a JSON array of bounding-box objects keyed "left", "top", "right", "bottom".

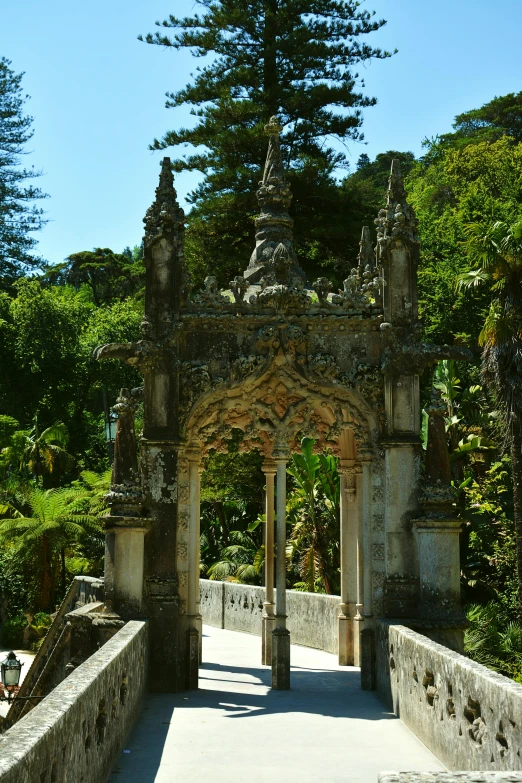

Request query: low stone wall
[
  {"left": 0, "top": 620, "right": 147, "bottom": 783},
  {"left": 200, "top": 579, "right": 340, "bottom": 654},
  {"left": 379, "top": 775, "right": 522, "bottom": 782},
  {"left": 376, "top": 621, "right": 522, "bottom": 772}
]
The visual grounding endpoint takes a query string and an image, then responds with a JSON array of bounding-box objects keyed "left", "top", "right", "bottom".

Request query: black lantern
[
  {"left": 1, "top": 651, "right": 23, "bottom": 700},
  {"left": 105, "top": 410, "right": 118, "bottom": 443}
]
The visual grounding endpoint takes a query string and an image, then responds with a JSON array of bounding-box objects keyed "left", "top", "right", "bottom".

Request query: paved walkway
[{"left": 110, "top": 625, "right": 444, "bottom": 783}]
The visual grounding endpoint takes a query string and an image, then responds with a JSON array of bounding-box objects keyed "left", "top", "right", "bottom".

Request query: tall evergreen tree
[
  {"left": 140, "top": 0, "right": 394, "bottom": 285},
  {"left": 0, "top": 57, "right": 47, "bottom": 286}
]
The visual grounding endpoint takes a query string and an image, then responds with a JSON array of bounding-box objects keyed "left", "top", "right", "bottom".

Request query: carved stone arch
[{"left": 183, "top": 351, "right": 378, "bottom": 459}]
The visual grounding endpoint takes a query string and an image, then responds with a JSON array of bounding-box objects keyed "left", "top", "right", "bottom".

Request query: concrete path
[{"left": 109, "top": 625, "right": 444, "bottom": 783}]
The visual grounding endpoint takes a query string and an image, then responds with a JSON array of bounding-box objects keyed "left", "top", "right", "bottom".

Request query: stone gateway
[{"left": 95, "top": 117, "right": 470, "bottom": 693}]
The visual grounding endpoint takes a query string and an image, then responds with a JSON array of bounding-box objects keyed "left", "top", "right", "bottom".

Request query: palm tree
[
  {"left": 287, "top": 438, "right": 340, "bottom": 594},
  {"left": 457, "top": 218, "right": 522, "bottom": 624},
  {"left": 22, "top": 419, "right": 74, "bottom": 485},
  {"left": 0, "top": 487, "right": 100, "bottom": 609}
]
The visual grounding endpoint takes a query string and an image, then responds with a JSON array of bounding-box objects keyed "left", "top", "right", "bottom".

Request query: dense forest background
[{"left": 1, "top": 8, "right": 522, "bottom": 678}]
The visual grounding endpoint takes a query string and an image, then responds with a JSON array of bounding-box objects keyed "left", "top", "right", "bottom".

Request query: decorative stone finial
[
  {"left": 375, "top": 159, "right": 418, "bottom": 250},
  {"left": 425, "top": 388, "right": 452, "bottom": 487},
  {"left": 143, "top": 157, "right": 185, "bottom": 246},
  {"left": 105, "top": 388, "right": 144, "bottom": 516},
  {"left": 358, "top": 226, "right": 374, "bottom": 269},
  {"left": 243, "top": 117, "right": 305, "bottom": 286},
  {"left": 387, "top": 159, "right": 407, "bottom": 205}
]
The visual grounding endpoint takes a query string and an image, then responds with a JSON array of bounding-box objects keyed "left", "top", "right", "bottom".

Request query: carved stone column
[
  {"left": 360, "top": 444, "right": 374, "bottom": 620},
  {"left": 338, "top": 460, "right": 357, "bottom": 666},
  {"left": 272, "top": 449, "right": 290, "bottom": 690},
  {"left": 382, "top": 435, "right": 420, "bottom": 617},
  {"left": 104, "top": 388, "right": 147, "bottom": 619},
  {"left": 262, "top": 460, "right": 276, "bottom": 665},
  {"left": 186, "top": 445, "right": 201, "bottom": 690},
  {"left": 412, "top": 391, "right": 466, "bottom": 652},
  {"left": 354, "top": 464, "right": 364, "bottom": 666}
]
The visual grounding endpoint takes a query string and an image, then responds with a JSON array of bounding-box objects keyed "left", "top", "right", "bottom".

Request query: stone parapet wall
[
  {"left": 0, "top": 620, "right": 147, "bottom": 783},
  {"left": 376, "top": 621, "right": 522, "bottom": 772},
  {"left": 200, "top": 579, "right": 340, "bottom": 654},
  {"left": 379, "top": 775, "right": 522, "bottom": 782}
]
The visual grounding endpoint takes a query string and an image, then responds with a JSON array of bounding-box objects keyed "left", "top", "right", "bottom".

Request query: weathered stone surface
[
  {"left": 200, "top": 579, "right": 340, "bottom": 654},
  {"left": 376, "top": 621, "right": 522, "bottom": 771},
  {"left": 379, "top": 776, "right": 522, "bottom": 782},
  {"left": 95, "top": 136, "right": 470, "bottom": 692},
  {"left": 0, "top": 621, "right": 147, "bottom": 783}
]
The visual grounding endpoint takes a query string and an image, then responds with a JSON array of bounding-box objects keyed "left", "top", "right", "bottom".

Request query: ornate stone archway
[{"left": 96, "top": 117, "right": 470, "bottom": 693}]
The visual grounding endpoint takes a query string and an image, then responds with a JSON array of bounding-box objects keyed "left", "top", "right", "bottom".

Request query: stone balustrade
[
  {"left": 0, "top": 620, "right": 147, "bottom": 783},
  {"left": 376, "top": 621, "right": 522, "bottom": 772},
  {"left": 200, "top": 579, "right": 340, "bottom": 654}
]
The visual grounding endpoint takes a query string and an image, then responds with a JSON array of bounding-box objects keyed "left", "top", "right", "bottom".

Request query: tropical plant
[
  {"left": 465, "top": 602, "right": 522, "bottom": 681},
  {"left": 287, "top": 437, "right": 340, "bottom": 594},
  {"left": 457, "top": 219, "right": 522, "bottom": 623},
  {"left": 0, "top": 487, "right": 101, "bottom": 610},
  {"left": 205, "top": 527, "right": 264, "bottom": 585},
  {"left": 21, "top": 419, "right": 74, "bottom": 484}
]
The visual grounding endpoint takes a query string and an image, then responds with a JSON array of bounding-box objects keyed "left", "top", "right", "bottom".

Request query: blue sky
[{"left": 2, "top": 0, "right": 522, "bottom": 265}]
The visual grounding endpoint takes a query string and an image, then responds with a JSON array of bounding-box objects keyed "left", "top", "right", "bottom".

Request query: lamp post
[
  {"left": 105, "top": 410, "right": 118, "bottom": 463},
  {"left": 0, "top": 651, "right": 23, "bottom": 703}
]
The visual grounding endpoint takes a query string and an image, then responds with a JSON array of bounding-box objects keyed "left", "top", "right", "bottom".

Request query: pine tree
[
  {"left": 0, "top": 57, "right": 47, "bottom": 286},
  {"left": 140, "top": 0, "right": 394, "bottom": 285}
]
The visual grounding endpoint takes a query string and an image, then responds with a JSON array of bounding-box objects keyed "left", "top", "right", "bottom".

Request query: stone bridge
[
  {"left": 2, "top": 580, "right": 522, "bottom": 782},
  {"left": 0, "top": 128, "right": 519, "bottom": 781}
]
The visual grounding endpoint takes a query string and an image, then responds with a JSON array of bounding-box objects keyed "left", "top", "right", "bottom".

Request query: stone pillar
[
  {"left": 354, "top": 465, "right": 364, "bottom": 666},
  {"left": 104, "top": 389, "right": 147, "bottom": 619},
  {"left": 262, "top": 461, "right": 276, "bottom": 665},
  {"left": 105, "top": 519, "right": 147, "bottom": 617},
  {"left": 360, "top": 446, "right": 374, "bottom": 620},
  {"left": 272, "top": 452, "right": 290, "bottom": 690},
  {"left": 186, "top": 446, "right": 201, "bottom": 689},
  {"left": 338, "top": 460, "right": 357, "bottom": 666},
  {"left": 382, "top": 436, "right": 420, "bottom": 617},
  {"left": 412, "top": 391, "right": 466, "bottom": 652}
]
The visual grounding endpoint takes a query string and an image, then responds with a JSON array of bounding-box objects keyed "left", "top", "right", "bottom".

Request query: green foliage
[
  {"left": 0, "top": 611, "right": 51, "bottom": 650},
  {"left": 0, "top": 485, "right": 103, "bottom": 612},
  {"left": 0, "top": 57, "right": 48, "bottom": 285},
  {"left": 408, "top": 135, "right": 522, "bottom": 345},
  {"left": 287, "top": 438, "right": 340, "bottom": 594},
  {"left": 140, "top": 0, "right": 394, "bottom": 284},
  {"left": 0, "top": 615, "right": 27, "bottom": 648},
  {"left": 465, "top": 602, "right": 522, "bottom": 681},
  {"left": 440, "top": 92, "right": 522, "bottom": 148},
  {"left": 461, "top": 457, "right": 517, "bottom": 609},
  {"left": 44, "top": 246, "right": 145, "bottom": 306},
  {"left": 0, "top": 281, "right": 142, "bottom": 470}
]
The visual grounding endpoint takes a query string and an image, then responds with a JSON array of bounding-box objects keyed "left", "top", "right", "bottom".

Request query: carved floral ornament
[
  {"left": 176, "top": 320, "right": 382, "bottom": 439},
  {"left": 188, "top": 267, "right": 385, "bottom": 316},
  {"left": 181, "top": 340, "right": 377, "bottom": 456}
]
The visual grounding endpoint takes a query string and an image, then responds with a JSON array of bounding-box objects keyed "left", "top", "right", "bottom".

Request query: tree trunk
[
  {"left": 61, "top": 547, "right": 66, "bottom": 598},
  {"left": 40, "top": 536, "right": 52, "bottom": 611},
  {"left": 263, "top": 0, "right": 278, "bottom": 120},
  {"left": 511, "top": 430, "right": 522, "bottom": 627}
]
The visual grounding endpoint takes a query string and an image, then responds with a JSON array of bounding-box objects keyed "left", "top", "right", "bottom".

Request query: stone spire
[
  {"left": 244, "top": 117, "right": 305, "bottom": 285},
  {"left": 141, "top": 157, "right": 190, "bottom": 334},
  {"left": 375, "top": 159, "right": 419, "bottom": 325},
  {"left": 143, "top": 157, "right": 185, "bottom": 246},
  {"left": 357, "top": 226, "right": 374, "bottom": 269},
  {"left": 376, "top": 159, "right": 418, "bottom": 248}
]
